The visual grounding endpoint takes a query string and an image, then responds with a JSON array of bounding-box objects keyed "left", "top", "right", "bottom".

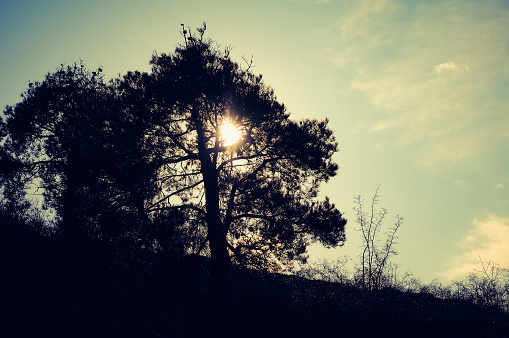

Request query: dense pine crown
[{"left": 147, "top": 26, "right": 345, "bottom": 272}]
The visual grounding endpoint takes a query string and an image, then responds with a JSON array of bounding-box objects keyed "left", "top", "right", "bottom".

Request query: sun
[{"left": 219, "top": 121, "right": 243, "bottom": 147}]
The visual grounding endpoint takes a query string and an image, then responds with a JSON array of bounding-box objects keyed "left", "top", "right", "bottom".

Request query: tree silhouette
[
  {"left": 146, "top": 24, "right": 347, "bottom": 299},
  {"left": 1, "top": 25, "right": 347, "bottom": 308},
  {"left": 0, "top": 63, "right": 159, "bottom": 244},
  {"left": 1, "top": 62, "right": 113, "bottom": 237}
]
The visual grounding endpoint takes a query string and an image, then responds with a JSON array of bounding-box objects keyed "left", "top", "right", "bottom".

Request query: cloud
[
  {"left": 338, "top": 0, "right": 397, "bottom": 38},
  {"left": 322, "top": 0, "right": 509, "bottom": 172},
  {"left": 434, "top": 62, "right": 458, "bottom": 74},
  {"left": 320, "top": 0, "right": 397, "bottom": 68},
  {"left": 371, "top": 120, "right": 395, "bottom": 131},
  {"left": 443, "top": 215, "right": 509, "bottom": 280}
]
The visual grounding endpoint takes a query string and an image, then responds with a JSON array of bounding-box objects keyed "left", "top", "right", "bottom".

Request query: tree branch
[
  {"left": 147, "top": 203, "right": 205, "bottom": 216},
  {"left": 148, "top": 179, "right": 204, "bottom": 209}
]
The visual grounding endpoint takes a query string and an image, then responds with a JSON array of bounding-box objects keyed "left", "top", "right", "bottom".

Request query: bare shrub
[
  {"left": 354, "top": 185, "right": 404, "bottom": 290},
  {"left": 297, "top": 256, "right": 352, "bottom": 284},
  {"left": 451, "top": 256, "right": 509, "bottom": 311}
]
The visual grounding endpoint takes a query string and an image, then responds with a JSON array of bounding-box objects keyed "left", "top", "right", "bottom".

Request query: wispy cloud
[
  {"left": 322, "top": 0, "right": 509, "bottom": 172},
  {"left": 443, "top": 215, "right": 509, "bottom": 280},
  {"left": 319, "top": 0, "right": 397, "bottom": 69},
  {"left": 434, "top": 62, "right": 458, "bottom": 74},
  {"left": 338, "top": 0, "right": 397, "bottom": 38}
]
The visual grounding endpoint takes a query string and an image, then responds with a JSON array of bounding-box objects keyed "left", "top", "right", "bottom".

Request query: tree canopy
[{"left": 0, "top": 25, "right": 346, "bottom": 293}]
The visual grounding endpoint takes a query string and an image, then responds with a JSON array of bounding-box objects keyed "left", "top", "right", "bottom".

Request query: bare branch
[{"left": 148, "top": 179, "right": 204, "bottom": 209}]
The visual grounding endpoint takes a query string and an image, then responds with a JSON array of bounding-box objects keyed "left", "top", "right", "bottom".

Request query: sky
[{"left": 1, "top": 0, "right": 509, "bottom": 284}]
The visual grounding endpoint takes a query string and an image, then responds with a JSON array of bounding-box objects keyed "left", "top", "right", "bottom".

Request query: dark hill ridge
[
  {"left": 0, "top": 233, "right": 508, "bottom": 337},
  {"left": 228, "top": 267, "right": 509, "bottom": 337}
]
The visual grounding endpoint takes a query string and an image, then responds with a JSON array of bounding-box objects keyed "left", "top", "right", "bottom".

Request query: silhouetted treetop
[
  {"left": 2, "top": 63, "right": 112, "bottom": 235},
  {"left": 1, "top": 63, "right": 157, "bottom": 242},
  {"left": 146, "top": 25, "right": 346, "bottom": 292}
]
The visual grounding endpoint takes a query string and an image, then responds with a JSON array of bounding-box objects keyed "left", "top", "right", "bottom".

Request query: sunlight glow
[{"left": 219, "top": 121, "right": 243, "bottom": 147}]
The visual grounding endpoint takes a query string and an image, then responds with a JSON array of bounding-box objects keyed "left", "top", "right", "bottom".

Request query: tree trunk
[
  {"left": 193, "top": 109, "right": 231, "bottom": 336},
  {"left": 203, "top": 167, "right": 231, "bottom": 297},
  {"left": 195, "top": 113, "right": 231, "bottom": 315},
  {"left": 61, "top": 159, "right": 80, "bottom": 239},
  {"left": 200, "top": 150, "right": 231, "bottom": 335}
]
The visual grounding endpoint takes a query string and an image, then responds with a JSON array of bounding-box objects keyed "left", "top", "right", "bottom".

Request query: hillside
[{"left": 0, "top": 233, "right": 508, "bottom": 337}]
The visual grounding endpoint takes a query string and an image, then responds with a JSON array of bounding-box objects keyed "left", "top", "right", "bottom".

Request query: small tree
[{"left": 354, "top": 185, "right": 403, "bottom": 290}]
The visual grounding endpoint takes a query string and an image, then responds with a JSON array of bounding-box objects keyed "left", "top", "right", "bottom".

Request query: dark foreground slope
[
  {"left": 230, "top": 268, "right": 509, "bottom": 337},
  {"left": 0, "top": 233, "right": 507, "bottom": 337}
]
